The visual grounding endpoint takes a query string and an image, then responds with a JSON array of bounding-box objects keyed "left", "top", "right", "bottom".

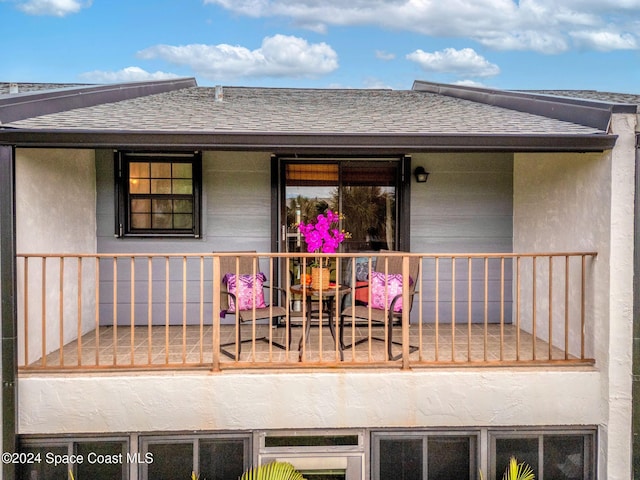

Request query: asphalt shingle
[{"left": 4, "top": 86, "right": 605, "bottom": 135}]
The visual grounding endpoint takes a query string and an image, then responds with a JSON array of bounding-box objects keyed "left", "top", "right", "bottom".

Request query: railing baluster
[
  {"left": 500, "top": 256, "right": 505, "bottom": 361},
  {"left": 435, "top": 256, "right": 440, "bottom": 362},
  {"left": 112, "top": 257, "right": 118, "bottom": 367},
  {"left": 467, "top": 257, "right": 472, "bottom": 362},
  {"left": 483, "top": 257, "right": 488, "bottom": 362},
  {"left": 130, "top": 256, "right": 135, "bottom": 366},
  {"left": 565, "top": 255, "right": 570, "bottom": 360},
  {"left": 182, "top": 256, "right": 187, "bottom": 364},
  {"left": 23, "top": 257, "right": 29, "bottom": 367},
  {"left": 451, "top": 257, "right": 456, "bottom": 362},
  {"left": 532, "top": 255, "right": 537, "bottom": 361},
  {"left": 148, "top": 257, "right": 153, "bottom": 365},
  {"left": 95, "top": 257, "right": 100, "bottom": 366},
  {"left": 548, "top": 256, "right": 553, "bottom": 360},
  {"left": 59, "top": 257, "right": 64, "bottom": 366},
  {"left": 77, "top": 257, "right": 83, "bottom": 367},
  {"left": 41, "top": 257, "right": 46, "bottom": 367}
]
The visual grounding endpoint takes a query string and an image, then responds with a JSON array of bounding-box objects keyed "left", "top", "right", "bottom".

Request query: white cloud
[
  {"left": 14, "top": 0, "right": 90, "bottom": 16},
  {"left": 204, "top": 0, "right": 640, "bottom": 54},
  {"left": 375, "top": 50, "right": 396, "bottom": 61},
  {"left": 79, "top": 67, "right": 180, "bottom": 83},
  {"left": 137, "top": 34, "right": 338, "bottom": 80},
  {"left": 406, "top": 48, "right": 500, "bottom": 77},
  {"left": 570, "top": 30, "right": 638, "bottom": 50}
]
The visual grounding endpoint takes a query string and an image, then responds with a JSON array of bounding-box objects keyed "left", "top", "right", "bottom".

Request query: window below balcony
[{"left": 115, "top": 151, "right": 202, "bottom": 237}]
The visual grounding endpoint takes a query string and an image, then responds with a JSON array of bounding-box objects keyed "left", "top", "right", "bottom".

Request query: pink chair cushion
[
  {"left": 223, "top": 273, "right": 267, "bottom": 312},
  {"left": 370, "top": 271, "right": 404, "bottom": 312}
]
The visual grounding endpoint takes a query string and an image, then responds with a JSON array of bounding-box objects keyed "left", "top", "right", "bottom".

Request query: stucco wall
[
  {"left": 513, "top": 118, "right": 636, "bottom": 480},
  {"left": 18, "top": 369, "right": 601, "bottom": 434},
  {"left": 15, "top": 148, "right": 97, "bottom": 364}
]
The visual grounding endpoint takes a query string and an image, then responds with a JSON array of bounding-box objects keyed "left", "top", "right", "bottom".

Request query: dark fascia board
[
  {"left": 0, "top": 129, "right": 617, "bottom": 153},
  {"left": 412, "top": 80, "right": 638, "bottom": 132},
  {"left": 0, "top": 78, "right": 197, "bottom": 124}
]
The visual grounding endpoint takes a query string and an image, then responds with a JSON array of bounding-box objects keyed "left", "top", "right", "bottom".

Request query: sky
[{"left": 2, "top": 0, "right": 640, "bottom": 93}]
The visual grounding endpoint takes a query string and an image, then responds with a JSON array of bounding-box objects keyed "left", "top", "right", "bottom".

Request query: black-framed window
[
  {"left": 372, "top": 432, "right": 478, "bottom": 480},
  {"left": 116, "top": 151, "right": 202, "bottom": 237},
  {"left": 140, "top": 434, "right": 250, "bottom": 480},
  {"left": 490, "top": 429, "right": 596, "bottom": 480},
  {"left": 19, "top": 438, "right": 129, "bottom": 480}
]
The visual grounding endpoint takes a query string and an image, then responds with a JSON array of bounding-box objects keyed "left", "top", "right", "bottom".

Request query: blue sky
[{"left": 2, "top": 0, "right": 640, "bottom": 92}]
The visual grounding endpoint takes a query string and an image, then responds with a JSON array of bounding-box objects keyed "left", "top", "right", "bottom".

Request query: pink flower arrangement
[{"left": 298, "top": 210, "right": 347, "bottom": 258}]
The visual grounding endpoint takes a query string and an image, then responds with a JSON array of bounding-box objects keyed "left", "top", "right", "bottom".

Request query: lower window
[
  {"left": 141, "top": 434, "right": 250, "bottom": 480},
  {"left": 372, "top": 432, "right": 478, "bottom": 480},
  {"left": 19, "top": 438, "right": 128, "bottom": 480},
  {"left": 491, "top": 429, "right": 596, "bottom": 480}
]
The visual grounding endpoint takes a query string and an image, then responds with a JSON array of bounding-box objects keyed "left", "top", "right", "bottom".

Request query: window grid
[{"left": 117, "top": 152, "right": 201, "bottom": 237}]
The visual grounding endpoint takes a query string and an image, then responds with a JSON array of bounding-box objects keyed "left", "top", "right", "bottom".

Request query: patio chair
[
  {"left": 339, "top": 251, "right": 420, "bottom": 361},
  {"left": 218, "top": 252, "right": 291, "bottom": 360}
]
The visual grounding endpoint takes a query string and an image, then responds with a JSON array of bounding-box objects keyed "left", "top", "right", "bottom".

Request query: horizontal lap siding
[
  {"left": 96, "top": 150, "right": 274, "bottom": 325},
  {"left": 410, "top": 153, "right": 514, "bottom": 323}
]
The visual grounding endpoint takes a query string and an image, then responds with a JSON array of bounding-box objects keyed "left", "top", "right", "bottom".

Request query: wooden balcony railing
[{"left": 15, "top": 252, "right": 596, "bottom": 372}]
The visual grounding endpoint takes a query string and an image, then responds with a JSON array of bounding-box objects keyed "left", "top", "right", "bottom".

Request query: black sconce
[{"left": 414, "top": 166, "right": 429, "bottom": 183}]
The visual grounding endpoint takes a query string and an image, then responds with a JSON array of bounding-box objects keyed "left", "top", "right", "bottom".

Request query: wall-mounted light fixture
[{"left": 414, "top": 166, "right": 429, "bottom": 183}]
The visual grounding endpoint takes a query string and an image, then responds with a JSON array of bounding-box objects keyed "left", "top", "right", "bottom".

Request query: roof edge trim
[
  {"left": 0, "top": 78, "right": 197, "bottom": 125},
  {"left": 0, "top": 129, "right": 617, "bottom": 153},
  {"left": 412, "top": 80, "right": 636, "bottom": 131}
]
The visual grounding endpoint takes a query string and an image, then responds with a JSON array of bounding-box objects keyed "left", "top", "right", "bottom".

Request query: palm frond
[
  {"left": 240, "top": 461, "right": 305, "bottom": 480},
  {"left": 502, "top": 457, "right": 535, "bottom": 480}
]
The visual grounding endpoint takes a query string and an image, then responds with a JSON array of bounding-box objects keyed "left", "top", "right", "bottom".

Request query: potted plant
[{"left": 298, "top": 210, "right": 348, "bottom": 289}]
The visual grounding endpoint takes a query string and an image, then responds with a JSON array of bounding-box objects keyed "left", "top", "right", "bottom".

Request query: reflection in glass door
[
  {"left": 281, "top": 160, "right": 401, "bottom": 292},
  {"left": 283, "top": 160, "right": 399, "bottom": 256}
]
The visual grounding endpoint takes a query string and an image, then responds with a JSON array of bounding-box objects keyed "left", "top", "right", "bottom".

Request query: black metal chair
[
  {"left": 218, "top": 253, "right": 291, "bottom": 360},
  {"left": 339, "top": 252, "right": 420, "bottom": 360}
]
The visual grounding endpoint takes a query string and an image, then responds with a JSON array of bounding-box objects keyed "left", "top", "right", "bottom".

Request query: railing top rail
[{"left": 16, "top": 251, "right": 598, "bottom": 259}]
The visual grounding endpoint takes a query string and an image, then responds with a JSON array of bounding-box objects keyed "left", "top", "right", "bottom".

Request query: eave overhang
[{"left": 0, "top": 129, "right": 617, "bottom": 154}]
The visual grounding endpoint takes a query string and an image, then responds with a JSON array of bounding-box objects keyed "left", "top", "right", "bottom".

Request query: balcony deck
[{"left": 22, "top": 322, "right": 582, "bottom": 372}]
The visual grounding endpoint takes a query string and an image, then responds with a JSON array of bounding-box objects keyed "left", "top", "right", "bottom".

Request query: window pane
[
  {"left": 130, "top": 162, "right": 149, "bottom": 178},
  {"left": 428, "top": 437, "right": 471, "bottom": 480},
  {"left": 131, "top": 213, "right": 151, "bottom": 229},
  {"left": 380, "top": 438, "right": 422, "bottom": 480},
  {"left": 152, "top": 213, "right": 172, "bottom": 229},
  {"left": 151, "top": 179, "right": 172, "bottom": 194},
  {"left": 544, "top": 435, "right": 586, "bottom": 480},
  {"left": 131, "top": 199, "right": 150, "bottom": 213},
  {"left": 19, "top": 445, "right": 68, "bottom": 480},
  {"left": 173, "top": 163, "right": 192, "bottom": 178},
  {"left": 495, "top": 438, "right": 538, "bottom": 480},
  {"left": 174, "top": 214, "right": 193, "bottom": 229},
  {"left": 199, "top": 439, "right": 246, "bottom": 480},
  {"left": 147, "top": 443, "right": 193, "bottom": 480},
  {"left": 172, "top": 179, "right": 193, "bottom": 194},
  {"left": 152, "top": 199, "right": 173, "bottom": 214},
  {"left": 130, "top": 179, "right": 149, "bottom": 194},
  {"left": 174, "top": 199, "right": 193, "bottom": 214},
  {"left": 151, "top": 163, "right": 171, "bottom": 178},
  {"left": 76, "top": 441, "right": 126, "bottom": 480}
]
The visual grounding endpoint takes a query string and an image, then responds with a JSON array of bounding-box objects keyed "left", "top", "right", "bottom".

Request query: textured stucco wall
[
  {"left": 18, "top": 369, "right": 601, "bottom": 434},
  {"left": 15, "top": 148, "right": 97, "bottom": 363},
  {"left": 514, "top": 115, "right": 636, "bottom": 480}
]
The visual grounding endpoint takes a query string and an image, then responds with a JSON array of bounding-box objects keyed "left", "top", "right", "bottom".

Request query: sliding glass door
[{"left": 280, "top": 159, "right": 406, "bottom": 256}]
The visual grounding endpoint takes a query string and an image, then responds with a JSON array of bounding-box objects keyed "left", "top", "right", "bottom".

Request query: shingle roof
[
  {"left": 4, "top": 86, "right": 604, "bottom": 135},
  {"left": 526, "top": 90, "right": 640, "bottom": 106},
  {"left": 0, "top": 82, "right": 91, "bottom": 96}
]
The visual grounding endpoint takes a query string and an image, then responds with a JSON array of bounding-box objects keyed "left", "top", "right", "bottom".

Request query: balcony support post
[{"left": 0, "top": 145, "right": 17, "bottom": 480}]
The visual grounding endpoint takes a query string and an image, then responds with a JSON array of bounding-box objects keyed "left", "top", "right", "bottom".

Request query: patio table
[{"left": 290, "top": 284, "right": 350, "bottom": 361}]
